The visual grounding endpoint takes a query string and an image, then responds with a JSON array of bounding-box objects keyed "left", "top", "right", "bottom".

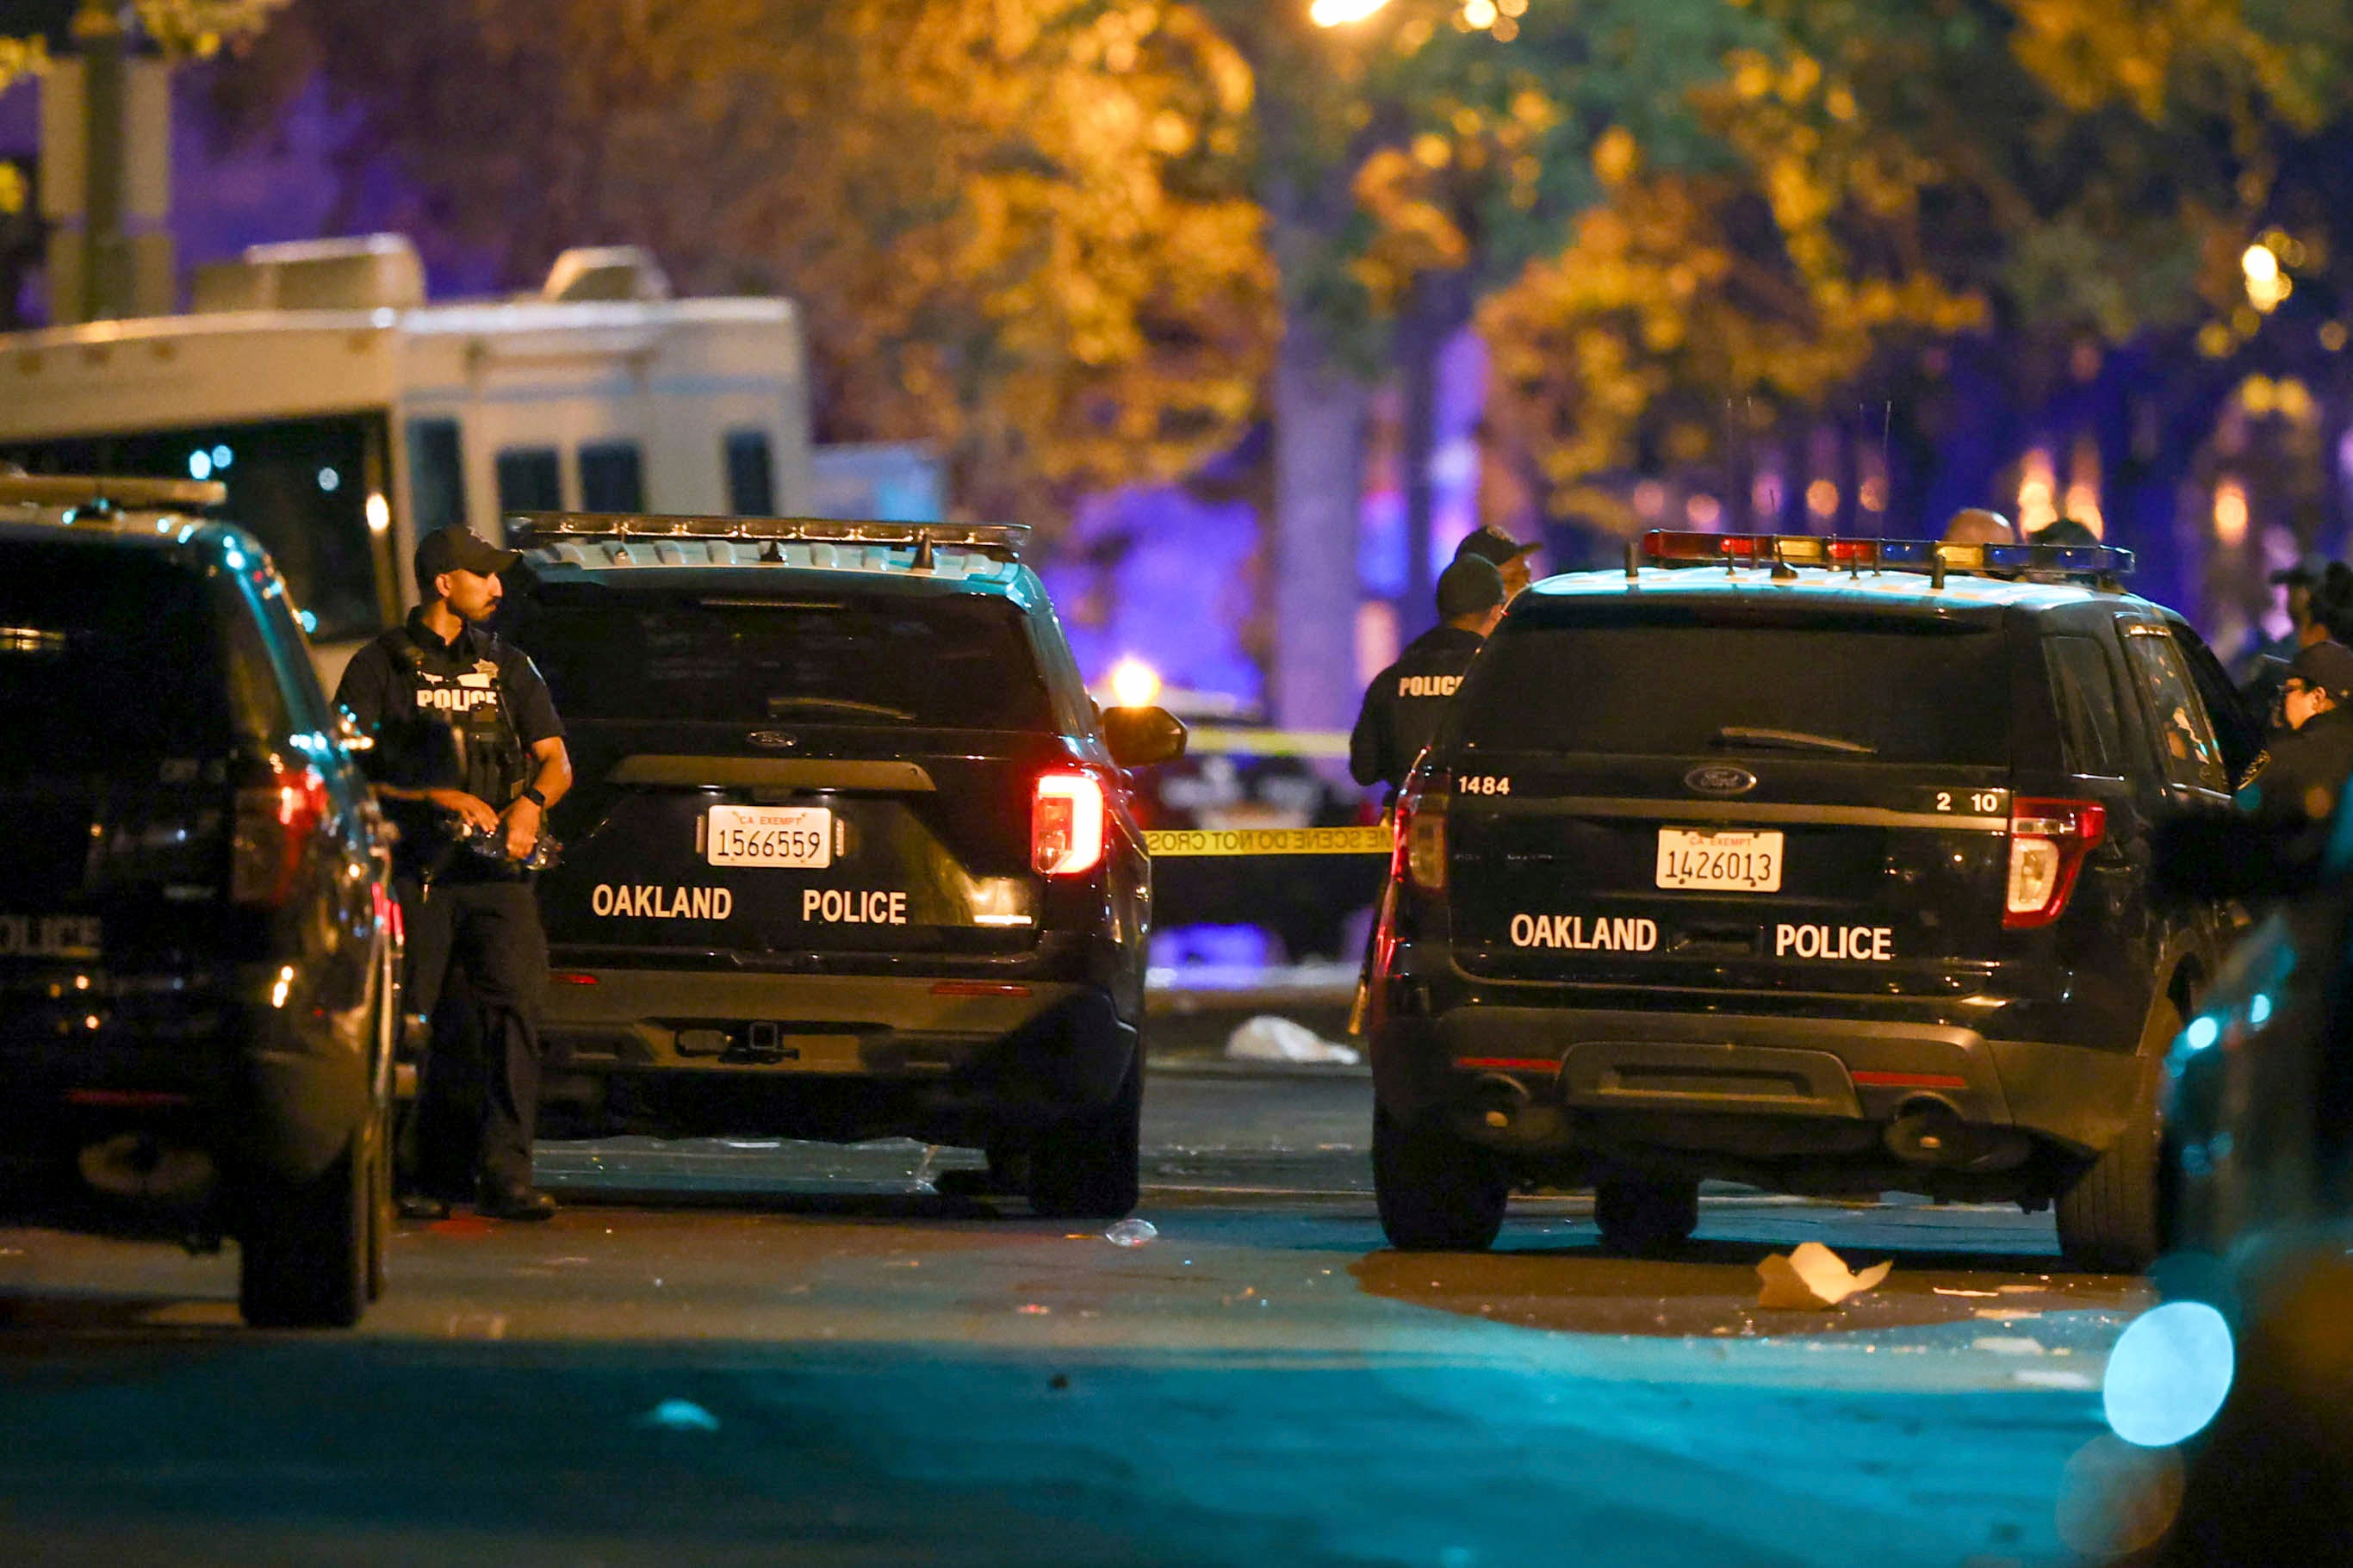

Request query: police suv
[
  {"left": 0, "top": 475, "right": 400, "bottom": 1327},
  {"left": 496, "top": 514, "right": 1183, "bottom": 1218},
  {"left": 1369, "top": 530, "right": 2256, "bottom": 1269}
]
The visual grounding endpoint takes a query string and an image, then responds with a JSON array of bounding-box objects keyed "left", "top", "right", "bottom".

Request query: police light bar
[
  {"left": 1636, "top": 531, "right": 2133, "bottom": 579},
  {"left": 0, "top": 474, "right": 228, "bottom": 511},
  {"left": 505, "top": 511, "right": 1030, "bottom": 562}
]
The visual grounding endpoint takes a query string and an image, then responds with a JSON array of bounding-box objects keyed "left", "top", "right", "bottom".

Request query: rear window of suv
[
  {"left": 0, "top": 543, "right": 233, "bottom": 774},
  {"left": 1454, "top": 601, "right": 2012, "bottom": 764},
  {"left": 513, "top": 586, "right": 1057, "bottom": 730}
]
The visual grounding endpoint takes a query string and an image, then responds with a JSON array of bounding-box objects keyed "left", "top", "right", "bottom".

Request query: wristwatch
[{"left": 520, "top": 785, "right": 549, "bottom": 809}]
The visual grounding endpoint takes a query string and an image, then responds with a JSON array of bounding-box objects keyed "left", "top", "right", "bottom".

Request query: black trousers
[{"left": 394, "top": 875, "right": 549, "bottom": 1193}]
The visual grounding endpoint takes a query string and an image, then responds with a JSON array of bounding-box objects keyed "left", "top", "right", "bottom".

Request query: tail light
[
  {"left": 232, "top": 761, "right": 329, "bottom": 907},
  {"left": 1034, "top": 771, "right": 1107, "bottom": 877},
  {"left": 2004, "top": 797, "right": 2106, "bottom": 928},
  {"left": 1394, "top": 784, "right": 1449, "bottom": 892}
]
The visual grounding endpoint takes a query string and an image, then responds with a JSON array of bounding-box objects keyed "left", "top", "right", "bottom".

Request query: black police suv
[
  {"left": 0, "top": 475, "right": 400, "bottom": 1327},
  {"left": 494, "top": 514, "right": 1184, "bottom": 1218},
  {"left": 1368, "top": 530, "right": 2257, "bottom": 1269}
]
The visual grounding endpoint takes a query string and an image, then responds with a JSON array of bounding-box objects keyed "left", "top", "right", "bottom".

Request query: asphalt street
[{"left": 0, "top": 1057, "right": 2157, "bottom": 1567}]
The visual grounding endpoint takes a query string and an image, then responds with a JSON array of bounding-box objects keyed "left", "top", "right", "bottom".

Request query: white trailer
[{"left": 0, "top": 235, "right": 814, "bottom": 688}]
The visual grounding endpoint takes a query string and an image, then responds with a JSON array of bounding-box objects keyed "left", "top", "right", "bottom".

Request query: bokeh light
[{"left": 2104, "top": 1300, "right": 2235, "bottom": 1448}]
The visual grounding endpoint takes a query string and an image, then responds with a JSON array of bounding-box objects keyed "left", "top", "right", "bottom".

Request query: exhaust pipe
[
  {"left": 1884, "top": 1098, "right": 1970, "bottom": 1166},
  {"left": 78, "top": 1133, "right": 215, "bottom": 1204},
  {"left": 1882, "top": 1098, "right": 2033, "bottom": 1172}
]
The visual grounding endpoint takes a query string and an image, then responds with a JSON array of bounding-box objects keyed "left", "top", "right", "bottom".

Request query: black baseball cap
[
  {"left": 1436, "top": 555, "right": 1506, "bottom": 621},
  {"left": 2288, "top": 640, "right": 2353, "bottom": 704},
  {"left": 1453, "top": 525, "right": 1539, "bottom": 569},
  {"left": 414, "top": 525, "right": 521, "bottom": 590}
]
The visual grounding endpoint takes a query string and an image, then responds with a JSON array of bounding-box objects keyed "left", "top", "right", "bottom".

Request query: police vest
[{"left": 378, "top": 627, "right": 536, "bottom": 813}]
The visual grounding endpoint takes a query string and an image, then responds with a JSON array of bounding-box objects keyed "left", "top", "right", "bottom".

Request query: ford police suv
[
  {"left": 496, "top": 514, "right": 1183, "bottom": 1218},
  {"left": 1368, "top": 530, "right": 2256, "bottom": 1269},
  {"left": 0, "top": 474, "right": 400, "bottom": 1327}
]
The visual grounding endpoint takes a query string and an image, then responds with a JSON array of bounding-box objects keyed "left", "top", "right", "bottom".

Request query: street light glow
[
  {"left": 1108, "top": 657, "right": 1163, "bottom": 709},
  {"left": 1310, "top": 0, "right": 1391, "bottom": 25}
]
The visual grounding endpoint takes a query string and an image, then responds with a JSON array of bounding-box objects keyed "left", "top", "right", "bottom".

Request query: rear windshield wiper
[
  {"left": 764, "top": 696, "right": 918, "bottom": 721},
  {"left": 1712, "top": 726, "right": 1877, "bottom": 756}
]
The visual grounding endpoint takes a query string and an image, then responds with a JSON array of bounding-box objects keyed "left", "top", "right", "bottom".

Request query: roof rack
[
  {"left": 504, "top": 512, "right": 1027, "bottom": 564},
  {"left": 0, "top": 474, "right": 228, "bottom": 511},
  {"left": 1635, "top": 530, "right": 2133, "bottom": 585}
]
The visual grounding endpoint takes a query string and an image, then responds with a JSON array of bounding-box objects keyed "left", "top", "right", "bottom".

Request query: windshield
[
  {"left": 1455, "top": 604, "right": 2014, "bottom": 765},
  {"left": 510, "top": 585, "right": 1057, "bottom": 729}
]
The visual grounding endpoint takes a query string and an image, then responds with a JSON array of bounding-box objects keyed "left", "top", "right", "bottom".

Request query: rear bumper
[
  {"left": 1374, "top": 1002, "right": 2141, "bottom": 1158},
  {"left": 0, "top": 963, "right": 376, "bottom": 1226},
  {"left": 540, "top": 967, "right": 1136, "bottom": 1138}
]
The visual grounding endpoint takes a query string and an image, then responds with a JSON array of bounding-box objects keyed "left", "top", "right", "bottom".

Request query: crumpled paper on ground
[
  {"left": 1226, "top": 1014, "right": 1360, "bottom": 1065},
  {"left": 1755, "top": 1242, "right": 1893, "bottom": 1309}
]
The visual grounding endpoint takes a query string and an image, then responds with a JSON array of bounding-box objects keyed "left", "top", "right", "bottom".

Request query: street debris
[
  {"left": 1754, "top": 1242, "right": 1892, "bottom": 1309},
  {"left": 1971, "top": 1336, "right": 2049, "bottom": 1355},
  {"left": 642, "top": 1398, "right": 721, "bottom": 1432},
  {"left": 1016, "top": 1303, "right": 1052, "bottom": 1315},
  {"left": 1973, "top": 1308, "right": 2041, "bottom": 1322},
  {"left": 1933, "top": 1286, "right": 2002, "bottom": 1298},
  {"left": 1103, "top": 1218, "right": 1158, "bottom": 1247},
  {"left": 1226, "top": 1014, "right": 1360, "bottom": 1065}
]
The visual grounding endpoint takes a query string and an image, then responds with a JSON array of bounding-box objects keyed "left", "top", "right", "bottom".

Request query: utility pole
[{"left": 40, "top": 0, "right": 174, "bottom": 324}]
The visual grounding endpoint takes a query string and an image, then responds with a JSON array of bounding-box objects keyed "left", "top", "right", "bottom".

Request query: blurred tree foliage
[
  {"left": 219, "top": 0, "right": 1274, "bottom": 530},
  {"left": 1468, "top": 0, "right": 2353, "bottom": 517}
]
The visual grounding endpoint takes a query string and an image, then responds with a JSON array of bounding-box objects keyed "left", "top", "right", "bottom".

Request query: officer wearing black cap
[
  {"left": 1451, "top": 524, "right": 1540, "bottom": 602},
  {"left": 1350, "top": 554, "right": 1507, "bottom": 803},
  {"left": 2238, "top": 640, "right": 2353, "bottom": 829},
  {"left": 334, "top": 526, "right": 573, "bottom": 1221}
]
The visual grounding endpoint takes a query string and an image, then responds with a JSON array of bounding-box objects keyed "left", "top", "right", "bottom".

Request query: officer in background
[
  {"left": 1451, "top": 524, "right": 1540, "bottom": 603},
  {"left": 1350, "top": 554, "right": 1507, "bottom": 804},
  {"left": 335, "top": 526, "right": 573, "bottom": 1222},
  {"left": 2238, "top": 640, "right": 2353, "bottom": 832}
]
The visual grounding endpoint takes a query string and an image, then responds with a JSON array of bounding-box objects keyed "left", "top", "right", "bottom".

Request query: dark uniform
[
  {"left": 2237, "top": 639, "right": 2353, "bottom": 846},
  {"left": 335, "top": 605, "right": 563, "bottom": 1203},
  {"left": 1350, "top": 549, "right": 1507, "bottom": 801},
  {"left": 1349, "top": 623, "right": 1488, "bottom": 801}
]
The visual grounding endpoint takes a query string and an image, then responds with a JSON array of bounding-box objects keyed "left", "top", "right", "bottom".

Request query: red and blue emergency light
[{"left": 1636, "top": 530, "right": 2133, "bottom": 580}]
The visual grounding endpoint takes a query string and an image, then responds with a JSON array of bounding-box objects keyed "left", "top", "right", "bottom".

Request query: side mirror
[
  {"left": 2153, "top": 808, "right": 2323, "bottom": 902},
  {"left": 1102, "top": 705, "right": 1188, "bottom": 769}
]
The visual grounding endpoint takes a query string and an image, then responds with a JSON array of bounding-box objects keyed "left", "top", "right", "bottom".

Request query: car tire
[
  {"left": 1373, "top": 1103, "right": 1509, "bottom": 1252},
  {"left": 1593, "top": 1174, "right": 1701, "bottom": 1255},
  {"left": 239, "top": 1133, "right": 369, "bottom": 1329},
  {"left": 1027, "top": 1052, "right": 1142, "bottom": 1220},
  {"left": 2056, "top": 1002, "right": 2175, "bottom": 1274}
]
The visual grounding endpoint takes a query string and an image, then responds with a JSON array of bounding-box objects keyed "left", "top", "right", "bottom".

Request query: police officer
[
  {"left": 1450, "top": 524, "right": 1540, "bottom": 603},
  {"left": 335, "top": 526, "right": 573, "bottom": 1221},
  {"left": 1350, "top": 554, "right": 1506, "bottom": 803},
  {"left": 2238, "top": 640, "right": 2353, "bottom": 832}
]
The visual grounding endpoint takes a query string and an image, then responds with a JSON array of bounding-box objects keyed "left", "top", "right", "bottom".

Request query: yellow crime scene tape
[
  {"left": 1182, "top": 727, "right": 1352, "bottom": 759},
  {"left": 1143, "top": 825, "right": 1391, "bottom": 858}
]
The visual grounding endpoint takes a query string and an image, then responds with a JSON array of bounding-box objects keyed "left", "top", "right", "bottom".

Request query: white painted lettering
[
  {"left": 1773, "top": 923, "right": 1896, "bottom": 961},
  {"left": 591, "top": 883, "right": 731, "bottom": 920}
]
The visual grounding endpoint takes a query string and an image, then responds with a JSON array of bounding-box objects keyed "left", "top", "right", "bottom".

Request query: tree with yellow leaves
[{"left": 221, "top": 0, "right": 1275, "bottom": 534}]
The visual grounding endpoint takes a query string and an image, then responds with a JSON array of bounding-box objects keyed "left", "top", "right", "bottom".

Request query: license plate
[
  {"left": 1656, "top": 828, "right": 1784, "bottom": 892},
  {"left": 705, "top": 805, "right": 834, "bottom": 868}
]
